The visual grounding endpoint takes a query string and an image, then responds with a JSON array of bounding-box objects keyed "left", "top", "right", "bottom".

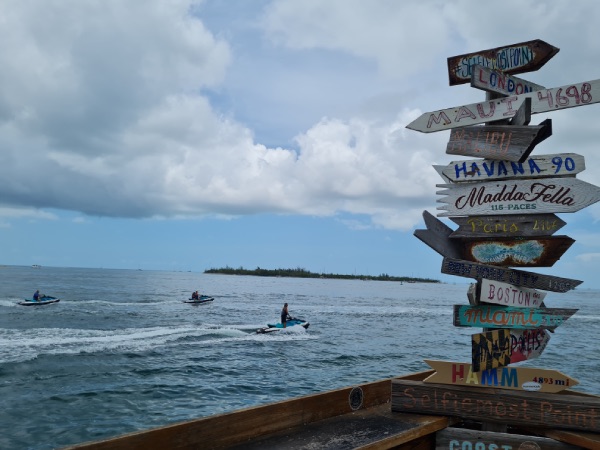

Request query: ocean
[{"left": 1, "top": 265, "right": 599, "bottom": 450}]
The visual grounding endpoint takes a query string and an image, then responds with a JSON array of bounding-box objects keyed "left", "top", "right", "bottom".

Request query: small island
[{"left": 204, "top": 266, "right": 439, "bottom": 283}]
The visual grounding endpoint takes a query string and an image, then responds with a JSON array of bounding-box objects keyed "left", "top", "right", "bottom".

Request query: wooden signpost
[
  {"left": 392, "top": 379, "right": 600, "bottom": 432},
  {"left": 407, "top": 78, "right": 600, "bottom": 133},
  {"left": 458, "top": 235, "right": 574, "bottom": 267},
  {"left": 435, "top": 428, "right": 582, "bottom": 450},
  {"left": 435, "top": 153, "right": 585, "bottom": 183},
  {"left": 472, "top": 328, "right": 550, "bottom": 371},
  {"left": 441, "top": 257, "right": 582, "bottom": 292},
  {"left": 436, "top": 177, "right": 600, "bottom": 217},
  {"left": 479, "top": 278, "right": 546, "bottom": 307},
  {"left": 453, "top": 304, "right": 577, "bottom": 329},
  {"left": 445, "top": 120, "right": 552, "bottom": 162},
  {"left": 447, "top": 39, "right": 559, "bottom": 86},
  {"left": 404, "top": 40, "right": 600, "bottom": 445},
  {"left": 423, "top": 360, "right": 578, "bottom": 393},
  {"left": 449, "top": 214, "right": 566, "bottom": 238}
]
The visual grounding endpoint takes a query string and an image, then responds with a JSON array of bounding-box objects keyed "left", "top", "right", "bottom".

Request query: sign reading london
[
  {"left": 447, "top": 39, "right": 559, "bottom": 86},
  {"left": 406, "top": 78, "right": 600, "bottom": 133},
  {"left": 471, "top": 65, "right": 545, "bottom": 96},
  {"left": 436, "top": 177, "right": 600, "bottom": 216}
]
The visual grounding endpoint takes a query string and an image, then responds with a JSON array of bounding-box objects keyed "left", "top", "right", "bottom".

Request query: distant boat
[
  {"left": 31, "top": 264, "right": 41, "bottom": 269},
  {"left": 183, "top": 295, "right": 214, "bottom": 304},
  {"left": 18, "top": 296, "right": 60, "bottom": 306}
]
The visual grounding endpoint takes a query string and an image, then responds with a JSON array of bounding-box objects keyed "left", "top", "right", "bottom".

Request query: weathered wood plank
[
  {"left": 447, "top": 39, "right": 559, "bottom": 86},
  {"left": 407, "top": 78, "right": 600, "bottom": 133},
  {"left": 457, "top": 235, "right": 574, "bottom": 267},
  {"left": 479, "top": 278, "right": 546, "bottom": 307},
  {"left": 438, "top": 153, "right": 585, "bottom": 183},
  {"left": 435, "top": 428, "right": 581, "bottom": 450},
  {"left": 471, "top": 65, "right": 546, "bottom": 95},
  {"left": 392, "top": 379, "right": 600, "bottom": 433},
  {"left": 413, "top": 210, "right": 461, "bottom": 259},
  {"left": 437, "top": 177, "right": 600, "bottom": 216},
  {"left": 525, "top": 428, "right": 600, "bottom": 450},
  {"left": 449, "top": 214, "right": 566, "bottom": 238},
  {"left": 424, "top": 360, "right": 578, "bottom": 393},
  {"left": 509, "top": 96, "right": 532, "bottom": 126},
  {"left": 445, "top": 120, "right": 552, "bottom": 162},
  {"left": 471, "top": 328, "right": 550, "bottom": 371},
  {"left": 441, "top": 257, "right": 582, "bottom": 292},
  {"left": 453, "top": 304, "right": 577, "bottom": 329}
]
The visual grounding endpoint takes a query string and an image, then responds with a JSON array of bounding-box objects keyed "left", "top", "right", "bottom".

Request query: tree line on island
[{"left": 204, "top": 266, "right": 439, "bottom": 283}]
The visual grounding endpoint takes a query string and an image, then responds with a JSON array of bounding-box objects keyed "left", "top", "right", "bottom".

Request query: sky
[{"left": 2, "top": 0, "right": 600, "bottom": 287}]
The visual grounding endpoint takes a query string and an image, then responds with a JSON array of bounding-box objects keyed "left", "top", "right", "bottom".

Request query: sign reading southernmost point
[{"left": 447, "top": 39, "right": 559, "bottom": 86}]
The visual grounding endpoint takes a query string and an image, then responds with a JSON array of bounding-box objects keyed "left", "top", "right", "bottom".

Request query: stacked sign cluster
[{"left": 392, "top": 40, "right": 600, "bottom": 442}]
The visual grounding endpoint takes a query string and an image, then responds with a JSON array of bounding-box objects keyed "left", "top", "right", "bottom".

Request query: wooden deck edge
[
  {"left": 357, "top": 414, "right": 457, "bottom": 450},
  {"left": 65, "top": 371, "right": 435, "bottom": 450},
  {"left": 520, "top": 427, "right": 600, "bottom": 450}
]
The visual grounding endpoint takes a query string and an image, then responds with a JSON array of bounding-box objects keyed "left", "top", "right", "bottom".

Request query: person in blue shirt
[{"left": 33, "top": 290, "right": 40, "bottom": 302}]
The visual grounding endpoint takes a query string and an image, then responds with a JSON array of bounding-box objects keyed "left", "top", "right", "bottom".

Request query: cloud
[{"left": 2, "top": 0, "right": 600, "bottom": 235}]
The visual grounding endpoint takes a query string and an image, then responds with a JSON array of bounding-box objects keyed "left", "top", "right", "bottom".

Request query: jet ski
[
  {"left": 19, "top": 296, "right": 61, "bottom": 306},
  {"left": 256, "top": 317, "right": 309, "bottom": 334},
  {"left": 183, "top": 295, "right": 214, "bottom": 304}
]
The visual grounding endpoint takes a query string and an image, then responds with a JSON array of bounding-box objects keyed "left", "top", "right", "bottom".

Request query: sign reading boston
[{"left": 437, "top": 177, "right": 600, "bottom": 216}]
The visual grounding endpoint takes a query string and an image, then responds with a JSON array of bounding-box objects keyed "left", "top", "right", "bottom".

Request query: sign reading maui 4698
[
  {"left": 437, "top": 177, "right": 600, "bottom": 216},
  {"left": 407, "top": 78, "right": 600, "bottom": 133}
]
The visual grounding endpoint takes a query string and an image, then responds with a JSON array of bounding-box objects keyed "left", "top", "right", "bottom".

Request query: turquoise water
[{"left": 1, "top": 266, "right": 598, "bottom": 449}]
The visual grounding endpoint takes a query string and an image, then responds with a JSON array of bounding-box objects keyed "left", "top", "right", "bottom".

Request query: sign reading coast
[{"left": 447, "top": 39, "right": 559, "bottom": 86}]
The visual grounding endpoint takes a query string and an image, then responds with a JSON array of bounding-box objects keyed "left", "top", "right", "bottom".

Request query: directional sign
[
  {"left": 437, "top": 428, "right": 583, "bottom": 450},
  {"left": 435, "top": 153, "right": 584, "bottom": 184},
  {"left": 436, "top": 177, "right": 600, "bottom": 216},
  {"left": 458, "top": 235, "right": 574, "bottom": 267},
  {"left": 453, "top": 304, "right": 577, "bottom": 329},
  {"left": 479, "top": 278, "right": 546, "bottom": 307},
  {"left": 406, "top": 78, "right": 600, "bottom": 133},
  {"left": 445, "top": 120, "right": 552, "bottom": 162},
  {"left": 449, "top": 214, "right": 566, "bottom": 238},
  {"left": 472, "top": 328, "right": 550, "bottom": 371},
  {"left": 447, "top": 39, "right": 559, "bottom": 86},
  {"left": 423, "top": 360, "right": 578, "bottom": 393},
  {"left": 471, "top": 64, "right": 546, "bottom": 96},
  {"left": 413, "top": 210, "right": 460, "bottom": 259},
  {"left": 441, "top": 257, "right": 582, "bottom": 292}
]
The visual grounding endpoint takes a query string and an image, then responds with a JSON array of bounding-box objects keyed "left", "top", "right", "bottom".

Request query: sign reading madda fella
[{"left": 401, "top": 39, "right": 600, "bottom": 445}]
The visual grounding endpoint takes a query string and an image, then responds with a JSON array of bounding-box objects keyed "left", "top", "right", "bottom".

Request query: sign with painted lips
[
  {"left": 406, "top": 78, "right": 600, "bottom": 133},
  {"left": 445, "top": 120, "right": 552, "bottom": 163},
  {"left": 449, "top": 214, "right": 566, "bottom": 238},
  {"left": 479, "top": 278, "right": 546, "bottom": 308},
  {"left": 459, "top": 235, "right": 574, "bottom": 267},
  {"left": 453, "top": 304, "right": 578, "bottom": 329},
  {"left": 472, "top": 328, "right": 550, "bottom": 371},
  {"left": 435, "top": 153, "right": 585, "bottom": 184},
  {"left": 441, "top": 257, "right": 582, "bottom": 293},
  {"left": 423, "top": 360, "right": 578, "bottom": 393},
  {"left": 436, "top": 177, "right": 600, "bottom": 217},
  {"left": 447, "top": 39, "right": 559, "bottom": 86},
  {"left": 471, "top": 64, "right": 546, "bottom": 96}
]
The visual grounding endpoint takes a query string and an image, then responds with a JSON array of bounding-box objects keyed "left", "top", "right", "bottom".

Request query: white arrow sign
[{"left": 407, "top": 78, "right": 600, "bottom": 133}]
